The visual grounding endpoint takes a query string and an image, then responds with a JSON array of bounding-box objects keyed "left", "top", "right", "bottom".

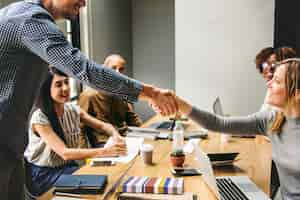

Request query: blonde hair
[{"left": 270, "top": 58, "right": 300, "bottom": 133}]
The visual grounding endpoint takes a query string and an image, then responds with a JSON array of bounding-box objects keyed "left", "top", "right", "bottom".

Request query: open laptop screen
[{"left": 192, "top": 142, "right": 221, "bottom": 199}]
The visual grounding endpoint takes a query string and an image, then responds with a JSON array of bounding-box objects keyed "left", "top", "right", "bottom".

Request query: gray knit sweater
[{"left": 189, "top": 106, "right": 300, "bottom": 200}]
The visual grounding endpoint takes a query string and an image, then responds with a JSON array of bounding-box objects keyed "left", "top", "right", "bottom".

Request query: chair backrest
[{"left": 212, "top": 97, "right": 224, "bottom": 116}]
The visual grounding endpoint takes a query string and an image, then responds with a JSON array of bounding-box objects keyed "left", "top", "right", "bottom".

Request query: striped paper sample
[{"left": 120, "top": 176, "right": 184, "bottom": 194}]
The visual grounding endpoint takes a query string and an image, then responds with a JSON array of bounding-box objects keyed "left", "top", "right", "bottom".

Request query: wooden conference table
[{"left": 42, "top": 116, "right": 272, "bottom": 200}]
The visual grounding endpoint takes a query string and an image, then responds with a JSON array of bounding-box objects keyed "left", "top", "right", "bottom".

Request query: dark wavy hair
[
  {"left": 255, "top": 46, "right": 296, "bottom": 73},
  {"left": 255, "top": 47, "right": 275, "bottom": 73},
  {"left": 274, "top": 47, "right": 296, "bottom": 62},
  {"left": 32, "top": 67, "right": 68, "bottom": 142}
]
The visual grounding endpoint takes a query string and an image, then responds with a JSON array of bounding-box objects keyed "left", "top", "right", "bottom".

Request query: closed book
[{"left": 53, "top": 174, "right": 107, "bottom": 194}]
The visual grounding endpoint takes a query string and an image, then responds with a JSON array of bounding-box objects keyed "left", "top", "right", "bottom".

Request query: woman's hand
[
  {"left": 112, "top": 134, "right": 125, "bottom": 144},
  {"left": 101, "top": 142, "right": 127, "bottom": 157},
  {"left": 105, "top": 124, "right": 126, "bottom": 144},
  {"left": 175, "top": 95, "right": 193, "bottom": 116}
]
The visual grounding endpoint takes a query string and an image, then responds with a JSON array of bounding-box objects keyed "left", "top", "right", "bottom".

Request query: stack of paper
[
  {"left": 119, "top": 176, "right": 184, "bottom": 194},
  {"left": 127, "top": 127, "right": 160, "bottom": 140}
]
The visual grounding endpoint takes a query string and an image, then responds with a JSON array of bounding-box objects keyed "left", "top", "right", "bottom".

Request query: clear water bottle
[{"left": 172, "top": 121, "right": 184, "bottom": 151}]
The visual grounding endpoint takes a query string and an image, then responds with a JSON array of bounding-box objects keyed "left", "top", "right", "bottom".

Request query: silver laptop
[
  {"left": 193, "top": 142, "right": 270, "bottom": 200},
  {"left": 213, "top": 97, "right": 224, "bottom": 116}
]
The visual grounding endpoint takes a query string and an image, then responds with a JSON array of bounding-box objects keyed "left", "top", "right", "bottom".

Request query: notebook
[
  {"left": 119, "top": 176, "right": 184, "bottom": 195},
  {"left": 192, "top": 143, "right": 270, "bottom": 200},
  {"left": 53, "top": 174, "right": 107, "bottom": 195}
]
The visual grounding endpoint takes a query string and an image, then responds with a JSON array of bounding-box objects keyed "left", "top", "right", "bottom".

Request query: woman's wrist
[
  {"left": 102, "top": 123, "right": 115, "bottom": 136},
  {"left": 95, "top": 148, "right": 106, "bottom": 157},
  {"left": 177, "top": 96, "right": 193, "bottom": 116}
]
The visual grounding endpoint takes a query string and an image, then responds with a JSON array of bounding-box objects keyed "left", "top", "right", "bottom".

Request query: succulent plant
[{"left": 170, "top": 149, "right": 185, "bottom": 157}]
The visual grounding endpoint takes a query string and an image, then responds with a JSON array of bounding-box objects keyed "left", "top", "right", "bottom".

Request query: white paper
[
  {"left": 90, "top": 137, "right": 144, "bottom": 163},
  {"left": 183, "top": 138, "right": 200, "bottom": 154}
]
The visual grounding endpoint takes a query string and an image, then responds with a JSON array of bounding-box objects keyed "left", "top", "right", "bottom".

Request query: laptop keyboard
[{"left": 216, "top": 178, "right": 250, "bottom": 200}]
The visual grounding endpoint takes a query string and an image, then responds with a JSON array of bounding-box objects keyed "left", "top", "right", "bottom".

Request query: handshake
[{"left": 139, "top": 84, "right": 192, "bottom": 117}]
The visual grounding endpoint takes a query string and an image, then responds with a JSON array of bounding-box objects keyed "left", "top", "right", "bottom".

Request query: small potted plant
[{"left": 170, "top": 149, "right": 185, "bottom": 167}]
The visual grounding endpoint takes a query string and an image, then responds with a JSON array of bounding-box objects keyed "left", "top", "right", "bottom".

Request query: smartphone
[
  {"left": 90, "top": 160, "right": 116, "bottom": 166},
  {"left": 170, "top": 168, "right": 202, "bottom": 176},
  {"left": 207, "top": 152, "right": 239, "bottom": 162}
]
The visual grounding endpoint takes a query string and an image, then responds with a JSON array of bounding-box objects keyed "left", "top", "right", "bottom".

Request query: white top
[{"left": 24, "top": 103, "right": 81, "bottom": 167}]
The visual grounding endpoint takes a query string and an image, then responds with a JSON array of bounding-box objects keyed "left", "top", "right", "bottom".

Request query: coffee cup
[{"left": 140, "top": 144, "right": 153, "bottom": 165}]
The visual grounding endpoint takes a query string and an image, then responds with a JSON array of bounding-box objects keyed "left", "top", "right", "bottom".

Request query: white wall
[
  {"left": 132, "top": 0, "right": 175, "bottom": 90},
  {"left": 176, "top": 0, "right": 274, "bottom": 115}
]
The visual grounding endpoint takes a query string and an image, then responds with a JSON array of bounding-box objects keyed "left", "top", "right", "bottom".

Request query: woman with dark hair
[
  {"left": 24, "top": 68, "right": 126, "bottom": 196},
  {"left": 176, "top": 58, "right": 300, "bottom": 200},
  {"left": 255, "top": 46, "right": 296, "bottom": 82},
  {"left": 255, "top": 47, "right": 275, "bottom": 75}
]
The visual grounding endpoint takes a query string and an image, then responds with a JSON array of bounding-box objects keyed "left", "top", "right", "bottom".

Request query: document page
[{"left": 91, "top": 137, "right": 144, "bottom": 163}]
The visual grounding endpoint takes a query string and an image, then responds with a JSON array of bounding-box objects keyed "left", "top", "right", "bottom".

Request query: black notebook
[{"left": 53, "top": 174, "right": 107, "bottom": 195}]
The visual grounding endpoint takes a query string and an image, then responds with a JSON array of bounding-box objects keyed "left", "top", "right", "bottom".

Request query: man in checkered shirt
[{"left": 0, "top": 0, "right": 178, "bottom": 199}]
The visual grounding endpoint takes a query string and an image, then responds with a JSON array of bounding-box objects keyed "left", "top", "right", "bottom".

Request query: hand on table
[{"left": 102, "top": 142, "right": 127, "bottom": 157}]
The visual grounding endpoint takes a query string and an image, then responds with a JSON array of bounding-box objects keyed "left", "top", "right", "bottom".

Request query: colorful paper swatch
[{"left": 119, "top": 176, "right": 184, "bottom": 194}]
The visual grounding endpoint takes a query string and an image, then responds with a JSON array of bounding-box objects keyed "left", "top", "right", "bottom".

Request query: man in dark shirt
[
  {"left": 79, "top": 55, "right": 143, "bottom": 147},
  {"left": 0, "top": 1, "right": 177, "bottom": 199}
]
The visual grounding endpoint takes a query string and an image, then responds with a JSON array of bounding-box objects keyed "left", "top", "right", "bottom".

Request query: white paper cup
[
  {"left": 140, "top": 144, "right": 153, "bottom": 165},
  {"left": 221, "top": 134, "right": 231, "bottom": 143}
]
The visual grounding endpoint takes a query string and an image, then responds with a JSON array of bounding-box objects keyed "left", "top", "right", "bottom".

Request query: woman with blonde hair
[{"left": 176, "top": 58, "right": 300, "bottom": 199}]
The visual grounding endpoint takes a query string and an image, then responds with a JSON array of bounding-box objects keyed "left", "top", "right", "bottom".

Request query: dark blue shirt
[{"left": 0, "top": 0, "right": 142, "bottom": 158}]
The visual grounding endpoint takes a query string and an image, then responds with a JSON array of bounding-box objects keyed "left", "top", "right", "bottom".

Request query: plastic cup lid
[{"left": 140, "top": 144, "right": 153, "bottom": 152}]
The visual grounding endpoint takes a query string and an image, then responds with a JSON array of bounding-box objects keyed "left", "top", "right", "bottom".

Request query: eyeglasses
[
  {"left": 270, "top": 63, "right": 278, "bottom": 74},
  {"left": 262, "top": 62, "right": 283, "bottom": 77},
  {"left": 261, "top": 62, "right": 276, "bottom": 70}
]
